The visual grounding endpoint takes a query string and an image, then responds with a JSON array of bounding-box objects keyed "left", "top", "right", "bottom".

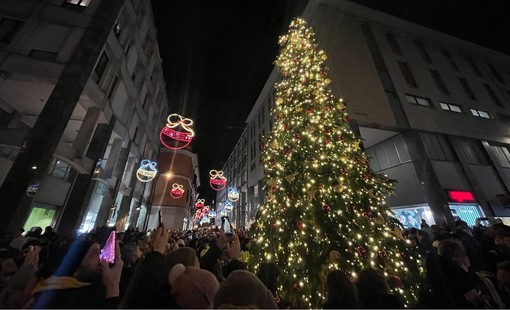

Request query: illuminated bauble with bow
[
  {"left": 219, "top": 208, "right": 228, "bottom": 217},
  {"left": 209, "top": 211, "right": 216, "bottom": 219},
  {"left": 202, "top": 206, "right": 210, "bottom": 215},
  {"left": 160, "top": 114, "right": 195, "bottom": 150},
  {"left": 170, "top": 183, "right": 185, "bottom": 199},
  {"left": 209, "top": 170, "right": 227, "bottom": 191},
  {"left": 136, "top": 160, "right": 157, "bottom": 182},
  {"left": 224, "top": 201, "right": 234, "bottom": 212},
  {"left": 200, "top": 216, "right": 210, "bottom": 225},
  {"left": 195, "top": 199, "right": 205, "bottom": 210},
  {"left": 227, "top": 187, "right": 240, "bottom": 202}
]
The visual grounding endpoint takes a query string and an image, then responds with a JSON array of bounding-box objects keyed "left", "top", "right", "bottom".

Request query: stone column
[{"left": 73, "top": 108, "right": 100, "bottom": 158}]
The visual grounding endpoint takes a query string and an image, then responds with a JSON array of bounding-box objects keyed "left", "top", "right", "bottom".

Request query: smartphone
[
  {"left": 99, "top": 230, "right": 116, "bottom": 263},
  {"left": 158, "top": 209, "right": 163, "bottom": 227},
  {"left": 221, "top": 217, "right": 232, "bottom": 235}
]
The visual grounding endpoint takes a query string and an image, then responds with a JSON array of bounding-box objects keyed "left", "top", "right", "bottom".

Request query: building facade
[
  {"left": 0, "top": 0, "right": 169, "bottom": 235},
  {"left": 220, "top": 0, "right": 510, "bottom": 229}
]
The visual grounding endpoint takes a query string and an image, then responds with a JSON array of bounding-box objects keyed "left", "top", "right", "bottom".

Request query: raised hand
[{"left": 101, "top": 240, "right": 123, "bottom": 298}]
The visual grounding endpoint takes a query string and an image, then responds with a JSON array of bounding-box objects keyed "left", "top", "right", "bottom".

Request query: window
[
  {"left": 107, "top": 75, "right": 118, "bottom": 100},
  {"left": 484, "top": 84, "right": 502, "bottom": 107},
  {"left": 470, "top": 108, "right": 491, "bottom": 119},
  {"left": 487, "top": 64, "right": 504, "bottom": 84},
  {"left": 0, "top": 18, "right": 24, "bottom": 44},
  {"left": 48, "top": 158, "right": 77, "bottom": 182},
  {"left": 65, "top": 0, "right": 91, "bottom": 7},
  {"left": 429, "top": 70, "right": 450, "bottom": 95},
  {"left": 442, "top": 49, "right": 458, "bottom": 71},
  {"left": 440, "top": 102, "right": 462, "bottom": 113},
  {"left": 457, "top": 138, "right": 489, "bottom": 165},
  {"left": 415, "top": 41, "right": 432, "bottom": 63},
  {"left": 92, "top": 51, "right": 109, "bottom": 83},
  {"left": 386, "top": 33, "right": 402, "bottom": 55},
  {"left": 405, "top": 94, "right": 431, "bottom": 107},
  {"left": 458, "top": 77, "right": 477, "bottom": 100},
  {"left": 490, "top": 144, "right": 510, "bottom": 168},
  {"left": 421, "top": 133, "right": 456, "bottom": 161},
  {"left": 465, "top": 57, "right": 482, "bottom": 77},
  {"left": 397, "top": 61, "right": 418, "bottom": 88},
  {"left": 113, "top": 22, "right": 121, "bottom": 37}
]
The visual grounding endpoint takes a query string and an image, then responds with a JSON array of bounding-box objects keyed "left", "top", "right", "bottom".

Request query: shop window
[
  {"left": 489, "top": 144, "right": 510, "bottom": 168},
  {"left": 398, "top": 61, "right": 418, "bottom": 88},
  {"left": 470, "top": 108, "right": 491, "bottom": 119},
  {"left": 421, "top": 133, "right": 456, "bottom": 161},
  {"left": 439, "top": 102, "right": 462, "bottom": 113},
  {"left": 405, "top": 94, "right": 431, "bottom": 107}
]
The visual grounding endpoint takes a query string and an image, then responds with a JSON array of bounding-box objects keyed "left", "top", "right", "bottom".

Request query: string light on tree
[
  {"left": 170, "top": 183, "right": 184, "bottom": 199},
  {"left": 160, "top": 114, "right": 195, "bottom": 150},
  {"left": 136, "top": 160, "right": 158, "bottom": 182},
  {"left": 209, "top": 170, "right": 227, "bottom": 191},
  {"left": 248, "top": 17, "right": 423, "bottom": 309}
]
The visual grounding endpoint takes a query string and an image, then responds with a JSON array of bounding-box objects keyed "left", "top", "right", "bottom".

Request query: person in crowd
[
  {"left": 26, "top": 235, "right": 123, "bottom": 308},
  {"left": 214, "top": 269, "right": 278, "bottom": 309},
  {"left": 8, "top": 228, "right": 27, "bottom": 252},
  {"left": 176, "top": 239, "right": 186, "bottom": 248},
  {"left": 119, "top": 241, "right": 142, "bottom": 298},
  {"left": 356, "top": 267, "right": 403, "bottom": 309},
  {"left": 497, "top": 260, "right": 510, "bottom": 307},
  {"left": 168, "top": 263, "right": 219, "bottom": 308},
  {"left": 324, "top": 269, "right": 359, "bottom": 309}
]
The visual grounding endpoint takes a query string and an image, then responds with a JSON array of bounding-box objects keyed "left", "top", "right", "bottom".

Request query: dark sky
[{"left": 151, "top": 0, "right": 510, "bottom": 201}]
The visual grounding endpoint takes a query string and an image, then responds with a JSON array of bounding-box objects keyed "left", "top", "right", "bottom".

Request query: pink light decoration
[
  {"left": 99, "top": 231, "right": 116, "bottom": 263},
  {"left": 448, "top": 190, "right": 475, "bottom": 203},
  {"left": 160, "top": 114, "right": 195, "bottom": 150},
  {"left": 209, "top": 170, "right": 227, "bottom": 191},
  {"left": 170, "top": 183, "right": 185, "bottom": 199},
  {"left": 195, "top": 198, "right": 205, "bottom": 210}
]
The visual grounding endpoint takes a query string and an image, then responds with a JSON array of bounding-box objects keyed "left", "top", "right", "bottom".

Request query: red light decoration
[
  {"left": 195, "top": 199, "right": 205, "bottom": 210},
  {"left": 209, "top": 170, "right": 227, "bottom": 191},
  {"left": 160, "top": 114, "right": 195, "bottom": 150},
  {"left": 170, "top": 183, "right": 185, "bottom": 199},
  {"left": 448, "top": 190, "right": 475, "bottom": 203}
]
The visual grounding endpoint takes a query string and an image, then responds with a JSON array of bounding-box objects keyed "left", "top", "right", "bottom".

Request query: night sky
[{"left": 151, "top": 0, "right": 510, "bottom": 202}]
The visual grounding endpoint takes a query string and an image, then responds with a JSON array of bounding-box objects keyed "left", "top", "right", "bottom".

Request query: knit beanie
[
  {"left": 166, "top": 246, "right": 198, "bottom": 271},
  {"left": 169, "top": 264, "right": 219, "bottom": 309},
  {"left": 213, "top": 270, "right": 278, "bottom": 309}
]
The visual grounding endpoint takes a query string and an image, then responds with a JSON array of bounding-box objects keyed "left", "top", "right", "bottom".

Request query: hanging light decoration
[
  {"left": 170, "top": 183, "right": 185, "bottom": 199},
  {"left": 209, "top": 170, "right": 227, "bottom": 191},
  {"left": 227, "top": 187, "right": 240, "bottom": 202},
  {"left": 195, "top": 198, "right": 205, "bottom": 210},
  {"left": 160, "top": 114, "right": 195, "bottom": 150},
  {"left": 136, "top": 160, "right": 158, "bottom": 182},
  {"left": 224, "top": 200, "right": 234, "bottom": 212}
]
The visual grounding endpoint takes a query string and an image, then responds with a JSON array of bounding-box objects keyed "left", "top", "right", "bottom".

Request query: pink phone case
[{"left": 99, "top": 231, "right": 116, "bottom": 263}]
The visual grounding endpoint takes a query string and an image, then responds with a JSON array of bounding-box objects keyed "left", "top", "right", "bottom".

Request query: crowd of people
[{"left": 0, "top": 216, "right": 509, "bottom": 309}]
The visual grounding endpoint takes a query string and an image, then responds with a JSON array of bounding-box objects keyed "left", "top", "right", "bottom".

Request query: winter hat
[
  {"left": 213, "top": 270, "right": 278, "bottom": 309},
  {"left": 169, "top": 264, "right": 219, "bottom": 309},
  {"left": 176, "top": 239, "right": 185, "bottom": 246},
  {"left": 166, "top": 246, "right": 198, "bottom": 271}
]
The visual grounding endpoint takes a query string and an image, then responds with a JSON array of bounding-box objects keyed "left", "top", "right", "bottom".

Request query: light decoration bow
[
  {"left": 136, "top": 160, "right": 158, "bottom": 182},
  {"left": 227, "top": 187, "right": 240, "bottom": 202},
  {"left": 209, "top": 170, "right": 227, "bottom": 191},
  {"left": 160, "top": 114, "right": 195, "bottom": 150},
  {"left": 170, "top": 183, "right": 185, "bottom": 199},
  {"left": 195, "top": 198, "right": 205, "bottom": 210},
  {"left": 224, "top": 200, "right": 234, "bottom": 212}
]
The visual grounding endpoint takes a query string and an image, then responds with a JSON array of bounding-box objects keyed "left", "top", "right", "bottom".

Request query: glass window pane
[
  {"left": 405, "top": 95, "right": 416, "bottom": 103},
  {"left": 440, "top": 103, "right": 449, "bottom": 110},
  {"left": 470, "top": 109, "right": 478, "bottom": 116},
  {"left": 450, "top": 105, "right": 462, "bottom": 113},
  {"left": 479, "top": 111, "right": 490, "bottom": 118},
  {"left": 416, "top": 98, "right": 429, "bottom": 106}
]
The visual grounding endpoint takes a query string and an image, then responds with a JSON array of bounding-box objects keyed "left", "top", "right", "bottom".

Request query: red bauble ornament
[
  {"left": 271, "top": 223, "right": 278, "bottom": 230},
  {"left": 325, "top": 138, "right": 332, "bottom": 145},
  {"left": 355, "top": 246, "right": 367, "bottom": 258},
  {"left": 378, "top": 251, "right": 387, "bottom": 259},
  {"left": 343, "top": 115, "right": 350, "bottom": 123},
  {"left": 363, "top": 171, "right": 372, "bottom": 180},
  {"left": 292, "top": 283, "right": 301, "bottom": 292},
  {"left": 324, "top": 129, "right": 330, "bottom": 135},
  {"left": 362, "top": 211, "right": 372, "bottom": 218},
  {"left": 296, "top": 221, "right": 304, "bottom": 230},
  {"left": 389, "top": 275, "right": 403, "bottom": 289},
  {"left": 294, "top": 133, "right": 301, "bottom": 140},
  {"left": 341, "top": 168, "right": 348, "bottom": 175},
  {"left": 306, "top": 108, "right": 313, "bottom": 115},
  {"left": 322, "top": 204, "right": 331, "bottom": 213}
]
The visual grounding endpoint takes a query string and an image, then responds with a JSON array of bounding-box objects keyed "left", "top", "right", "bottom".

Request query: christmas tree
[{"left": 249, "top": 18, "right": 423, "bottom": 308}]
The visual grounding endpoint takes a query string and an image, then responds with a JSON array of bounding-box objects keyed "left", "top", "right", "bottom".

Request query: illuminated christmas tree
[{"left": 249, "top": 18, "right": 423, "bottom": 308}]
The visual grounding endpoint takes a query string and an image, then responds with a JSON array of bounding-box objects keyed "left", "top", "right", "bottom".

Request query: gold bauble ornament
[
  {"left": 276, "top": 97, "right": 284, "bottom": 105},
  {"left": 286, "top": 173, "right": 297, "bottom": 182},
  {"left": 325, "top": 78, "right": 331, "bottom": 85},
  {"left": 321, "top": 54, "right": 328, "bottom": 61},
  {"left": 296, "top": 105, "right": 303, "bottom": 112},
  {"left": 334, "top": 184, "right": 345, "bottom": 193},
  {"left": 337, "top": 102, "right": 345, "bottom": 110},
  {"left": 271, "top": 140, "right": 279, "bottom": 149}
]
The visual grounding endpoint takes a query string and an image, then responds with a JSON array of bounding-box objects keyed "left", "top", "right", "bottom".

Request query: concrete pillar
[
  {"left": 103, "top": 138, "right": 122, "bottom": 179},
  {"left": 73, "top": 108, "right": 100, "bottom": 158},
  {"left": 115, "top": 155, "right": 138, "bottom": 231},
  {"left": 402, "top": 131, "right": 455, "bottom": 229}
]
